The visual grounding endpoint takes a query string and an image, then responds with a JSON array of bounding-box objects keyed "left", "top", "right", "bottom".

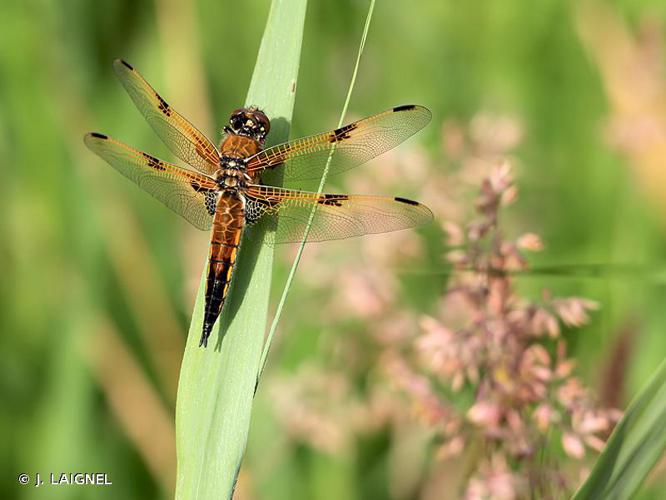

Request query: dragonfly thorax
[
  {"left": 215, "top": 157, "right": 250, "bottom": 190},
  {"left": 219, "top": 156, "right": 245, "bottom": 169}
]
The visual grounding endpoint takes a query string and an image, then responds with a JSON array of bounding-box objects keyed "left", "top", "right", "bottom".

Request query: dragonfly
[{"left": 85, "top": 59, "right": 433, "bottom": 347}]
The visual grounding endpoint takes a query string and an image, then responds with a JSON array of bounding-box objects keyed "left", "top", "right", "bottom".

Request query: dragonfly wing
[
  {"left": 245, "top": 105, "right": 431, "bottom": 182},
  {"left": 84, "top": 132, "right": 217, "bottom": 230},
  {"left": 113, "top": 59, "right": 220, "bottom": 175},
  {"left": 244, "top": 184, "right": 433, "bottom": 244}
]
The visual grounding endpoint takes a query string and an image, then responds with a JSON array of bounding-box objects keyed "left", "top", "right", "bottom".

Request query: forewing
[
  {"left": 246, "top": 105, "right": 431, "bottom": 182},
  {"left": 84, "top": 132, "right": 217, "bottom": 230},
  {"left": 113, "top": 59, "right": 220, "bottom": 175},
  {"left": 244, "top": 185, "right": 433, "bottom": 244}
]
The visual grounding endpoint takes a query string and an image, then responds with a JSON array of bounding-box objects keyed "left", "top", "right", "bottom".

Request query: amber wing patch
[
  {"left": 244, "top": 184, "right": 433, "bottom": 244},
  {"left": 245, "top": 105, "right": 431, "bottom": 181},
  {"left": 113, "top": 59, "right": 220, "bottom": 175},
  {"left": 84, "top": 132, "right": 217, "bottom": 230}
]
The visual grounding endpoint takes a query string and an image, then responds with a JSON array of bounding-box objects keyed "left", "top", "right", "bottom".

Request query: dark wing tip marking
[
  {"left": 89, "top": 132, "right": 108, "bottom": 140},
  {"left": 394, "top": 196, "right": 420, "bottom": 206},
  {"left": 117, "top": 59, "right": 134, "bottom": 70},
  {"left": 393, "top": 104, "right": 417, "bottom": 112}
]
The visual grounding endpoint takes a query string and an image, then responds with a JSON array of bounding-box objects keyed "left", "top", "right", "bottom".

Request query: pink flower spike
[
  {"left": 446, "top": 249, "right": 468, "bottom": 265},
  {"left": 507, "top": 409, "right": 524, "bottom": 433},
  {"left": 467, "top": 401, "right": 501, "bottom": 428},
  {"left": 546, "top": 313, "right": 560, "bottom": 337},
  {"left": 577, "top": 413, "right": 611, "bottom": 434},
  {"left": 443, "top": 221, "right": 465, "bottom": 246},
  {"left": 553, "top": 297, "right": 600, "bottom": 327},
  {"left": 555, "top": 359, "right": 576, "bottom": 379},
  {"left": 489, "top": 161, "right": 513, "bottom": 193},
  {"left": 436, "top": 436, "right": 466, "bottom": 460},
  {"left": 584, "top": 435, "right": 607, "bottom": 452},
  {"left": 517, "top": 233, "right": 544, "bottom": 251},
  {"left": 533, "top": 404, "right": 556, "bottom": 432},
  {"left": 500, "top": 184, "right": 519, "bottom": 206},
  {"left": 562, "top": 432, "right": 586, "bottom": 459},
  {"left": 531, "top": 308, "right": 560, "bottom": 337},
  {"left": 452, "top": 372, "right": 465, "bottom": 392}
]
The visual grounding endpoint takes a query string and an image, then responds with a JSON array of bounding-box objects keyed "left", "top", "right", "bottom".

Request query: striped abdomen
[{"left": 200, "top": 193, "right": 244, "bottom": 347}]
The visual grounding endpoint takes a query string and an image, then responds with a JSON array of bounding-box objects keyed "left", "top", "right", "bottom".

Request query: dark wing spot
[
  {"left": 204, "top": 192, "right": 217, "bottom": 215},
  {"left": 156, "top": 93, "right": 172, "bottom": 116},
  {"left": 119, "top": 59, "right": 134, "bottom": 70},
  {"left": 318, "top": 193, "right": 349, "bottom": 207},
  {"left": 393, "top": 104, "right": 416, "bottom": 112},
  {"left": 90, "top": 132, "right": 108, "bottom": 140},
  {"left": 142, "top": 152, "right": 166, "bottom": 171},
  {"left": 329, "top": 122, "right": 358, "bottom": 143},
  {"left": 394, "top": 196, "right": 419, "bottom": 206},
  {"left": 245, "top": 195, "right": 279, "bottom": 224},
  {"left": 253, "top": 196, "right": 280, "bottom": 209},
  {"left": 190, "top": 184, "right": 217, "bottom": 215}
]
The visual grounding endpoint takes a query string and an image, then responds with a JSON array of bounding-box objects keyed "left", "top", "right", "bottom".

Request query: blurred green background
[{"left": 1, "top": 0, "right": 665, "bottom": 498}]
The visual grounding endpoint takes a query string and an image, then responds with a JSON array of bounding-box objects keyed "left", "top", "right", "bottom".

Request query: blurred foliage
[{"left": 1, "top": 0, "right": 665, "bottom": 499}]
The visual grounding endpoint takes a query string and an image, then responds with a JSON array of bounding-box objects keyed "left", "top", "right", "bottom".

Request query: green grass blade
[
  {"left": 174, "top": 1, "right": 307, "bottom": 498},
  {"left": 572, "top": 359, "right": 666, "bottom": 500},
  {"left": 258, "top": 0, "right": 376, "bottom": 379}
]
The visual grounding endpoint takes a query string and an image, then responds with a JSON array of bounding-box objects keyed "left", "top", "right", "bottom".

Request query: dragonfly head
[{"left": 228, "top": 107, "right": 270, "bottom": 143}]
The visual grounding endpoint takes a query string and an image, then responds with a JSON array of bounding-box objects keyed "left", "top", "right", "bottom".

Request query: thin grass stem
[{"left": 257, "top": 0, "right": 376, "bottom": 381}]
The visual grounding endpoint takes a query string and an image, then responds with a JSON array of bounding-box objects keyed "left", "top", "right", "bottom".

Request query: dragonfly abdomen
[{"left": 200, "top": 193, "right": 245, "bottom": 347}]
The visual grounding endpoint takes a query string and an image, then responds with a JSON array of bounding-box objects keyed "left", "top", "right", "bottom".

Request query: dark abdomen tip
[
  {"left": 199, "top": 324, "right": 212, "bottom": 348},
  {"left": 393, "top": 104, "right": 416, "bottom": 112}
]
